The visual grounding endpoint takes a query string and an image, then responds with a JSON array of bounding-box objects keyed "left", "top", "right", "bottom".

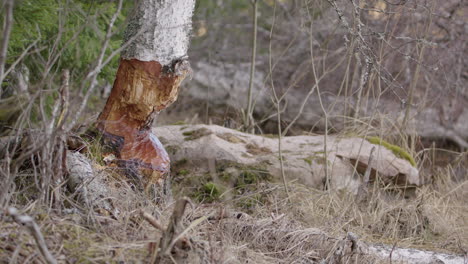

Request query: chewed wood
[{"left": 98, "top": 59, "right": 188, "bottom": 183}]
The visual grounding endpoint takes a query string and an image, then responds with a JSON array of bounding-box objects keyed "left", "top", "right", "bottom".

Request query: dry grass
[{"left": 1, "top": 155, "right": 466, "bottom": 263}]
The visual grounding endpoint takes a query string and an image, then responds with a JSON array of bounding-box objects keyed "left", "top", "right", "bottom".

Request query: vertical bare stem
[
  {"left": 306, "top": 1, "right": 329, "bottom": 190},
  {"left": 0, "top": 0, "right": 14, "bottom": 95},
  {"left": 268, "top": 2, "right": 290, "bottom": 199},
  {"left": 245, "top": 0, "right": 258, "bottom": 132}
]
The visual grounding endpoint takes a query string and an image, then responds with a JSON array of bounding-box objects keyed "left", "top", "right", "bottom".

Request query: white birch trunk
[
  {"left": 122, "top": 0, "right": 195, "bottom": 65},
  {"left": 97, "top": 0, "right": 196, "bottom": 189}
]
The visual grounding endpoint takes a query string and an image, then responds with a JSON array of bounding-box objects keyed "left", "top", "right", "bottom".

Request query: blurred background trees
[{"left": 1, "top": 0, "right": 467, "bottom": 150}]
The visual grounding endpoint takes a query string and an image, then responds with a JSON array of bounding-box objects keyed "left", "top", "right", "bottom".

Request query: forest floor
[{"left": 0, "top": 125, "right": 467, "bottom": 263}]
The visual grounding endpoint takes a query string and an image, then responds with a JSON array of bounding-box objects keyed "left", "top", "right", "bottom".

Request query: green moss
[
  {"left": 182, "top": 128, "right": 212, "bottom": 141},
  {"left": 172, "top": 161, "right": 272, "bottom": 205},
  {"left": 170, "top": 120, "right": 187, "bottom": 125},
  {"left": 219, "top": 169, "right": 235, "bottom": 182},
  {"left": 173, "top": 158, "right": 188, "bottom": 167},
  {"left": 215, "top": 161, "right": 271, "bottom": 185},
  {"left": 260, "top": 133, "right": 277, "bottom": 139},
  {"left": 216, "top": 133, "right": 245, "bottom": 144},
  {"left": 177, "top": 169, "right": 190, "bottom": 176},
  {"left": 277, "top": 155, "right": 287, "bottom": 161},
  {"left": 166, "top": 145, "right": 181, "bottom": 155},
  {"left": 82, "top": 132, "right": 105, "bottom": 166},
  {"left": 245, "top": 143, "right": 272, "bottom": 155},
  {"left": 237, "top": 194, "right": 263, "bottom": 210},
  {"left": 236, "top": 168, "right": 270, "bottom": 189},
  {"left": 195, "top": 182, "right": 224, "bottom": 202},
  {"left": 366, "top": 136, "right": 416, "bottom": 167},
  {"left": 238, "top": 171, "right": 258, "bottom": 185},
  {"left": 303, "top": 151, "right": 331, "bottom": 166},
  {"left": 57, "top": 225, "right": 99, "bottom": 262}
]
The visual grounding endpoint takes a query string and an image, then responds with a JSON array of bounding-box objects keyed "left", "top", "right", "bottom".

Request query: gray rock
[{"left": 154, "top": 124, "right": 421, "bottom": 193}]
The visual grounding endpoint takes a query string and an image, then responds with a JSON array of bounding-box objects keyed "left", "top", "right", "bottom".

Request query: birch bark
[{"left": 98, "top": 0, "right": 195, "bottom": 188}]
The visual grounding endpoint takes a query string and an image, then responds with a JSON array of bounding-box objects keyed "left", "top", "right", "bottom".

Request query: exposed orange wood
[{"left": 98, "top": 58, "right": 188, "bottom": 185}]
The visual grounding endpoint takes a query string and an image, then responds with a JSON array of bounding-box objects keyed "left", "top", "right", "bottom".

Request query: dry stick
[
  {"left": 154, "top": 198, "right": 190, "bottom": 263},
  {"left": 140, "top": 210, "right": 165, "bottom": 231},
  {"left": 402, "top": 44, "right": 425, "bottom": 129},
  {"left": 305, "top": 6, "right": 330, "bottom": 191},
  {"left": 245, "top": 0, "right": 258, "bottom": 132},
  {"left": 350, "top": 0, "right": 371, "bottom": 126},
  {"left": 0, "top": 0, "right": 14, "bottom": 93},
  {"left": 402, "top": 0, "right": 435, "bottom": 130},
  {"left": 3, "top": 39, "right": 39, "bottom": 78},
  {"left": 252, "top": 31, "right": 299, "bottom": 117},
  {"left": 327, "top": 0, "right": 409, "bottom": 104},
  {"left": 167, "top": 213, "right": 209, "bottom": 252},
  {"left": 356, "top": 146, "right": 376, "bottom": 206},
  {"left": 56, "top": 69, "right": 70, "bottom": 128},
  {"left": 363, "top": 147, "right": 376, "bottom": 185},
  {"left": 7, "top": 207, "right": 58, "bottom": 264},
  {"left": 402, "top": 4, "right": 434, "bottom": 164},
  {"left": 38, "top": 67, "right": 68, "bottom": 204},
  {"left": 268, "top": 2, "right": 290, "bottom": 200}
]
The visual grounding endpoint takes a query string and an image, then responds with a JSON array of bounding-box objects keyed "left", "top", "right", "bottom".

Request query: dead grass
[{"left": 1, "top": 159, "right": 466, "bottom": 263}]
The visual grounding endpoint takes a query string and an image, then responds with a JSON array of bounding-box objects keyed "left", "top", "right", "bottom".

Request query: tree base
[{"left": 96, "top": 58, "right": 190, "bottom": 189}]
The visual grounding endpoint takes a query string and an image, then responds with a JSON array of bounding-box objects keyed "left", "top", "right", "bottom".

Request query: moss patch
[
  {"left": 245, "top": 143, "right": 272, "bottom": 155},
  {"left": 195, "top": 182, "right": 224, "bottom": 202},
  {"left": 182, "top": 127, "right": 213, "bottom": 141},
  {"left": 216, "top": 161, "right": 271, "bottom": 182},
  {"left": 303, "top": 152, "right": 328, "bottom": 166},
  {"left": 303, "top": 157, "right": 313, "bottom": 165},
  {"left": 171, "top": 160, "right": 273, "bottom": 206},
  {"left": 366, "top": 136, "right": 416, "bottom": 167},
  {"left": 236, "top": 194, "right": 264, "bottom": 210},
  {"left": 260, "top": 133, "right": 277, "bottom": 139},
  {"left": 177, "top": 169, "right": 190, "bottom": 176},
  {"left": 173, "top": 158, "right": 188, "bottom": 167},
  {"left": 170, "top": 120, "right": 187, "bottom": 125},
  {"left": 216, "top": 133, "right": 245, "bottom": 144},
  {"left": 165, "top": 145, "right": 181, "bottom": 155}
]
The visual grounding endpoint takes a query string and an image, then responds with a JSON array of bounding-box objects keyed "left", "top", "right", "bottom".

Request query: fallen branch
[
  {"left": 206, "top": 207, "right": 252, "bottom": 221},
  {"left": 140, "top": 210, "right": 164, "bottom": 231},
  {"left": 66, "top": 151, "right": 114, "bottom": 214},
  {"left": 7, "top": 207, "right": 57, "bottom": 264},
  {"left": 367, "top": 244, "right": 466, "bottom": 264},
  {"left": 355, "top": 146, "right": 375, "bottom": 205},
  {"left": 154, "top": 197, "right": 191, "bottom": 263},
  {"left": 220, "top": 214, "right": 465, "bottom": 263}
]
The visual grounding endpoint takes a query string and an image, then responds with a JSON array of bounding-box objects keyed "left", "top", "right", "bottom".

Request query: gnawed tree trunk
[{"left": 98, "top": 0, "right": 195, "bottom": 189}]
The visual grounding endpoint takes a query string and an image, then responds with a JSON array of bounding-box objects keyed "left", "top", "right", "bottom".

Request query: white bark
[
  {"left": 122, "top": 0, "right": 196, "bottom": 65},
  {"left": 367, "top": 244, "right": 466, "bottom": 264},
  {"left": 66, "top": 151, "right": 114, "bottom": 214}
]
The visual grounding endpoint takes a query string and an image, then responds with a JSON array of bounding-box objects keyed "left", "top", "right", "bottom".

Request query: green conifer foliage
[{"left": 3, "top": 0, "right": 133, "bottom": 84}]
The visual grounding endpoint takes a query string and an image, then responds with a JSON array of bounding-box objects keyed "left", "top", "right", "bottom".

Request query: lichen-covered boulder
[{"left": 154, "top": 125, "right": 421, "bottom": 194}]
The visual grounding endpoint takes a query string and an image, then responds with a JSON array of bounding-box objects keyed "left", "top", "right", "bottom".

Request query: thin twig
[
  {"left": 268, "top": 2, "right": 290, "bottom": 200},
  {"left": 304, "top": 5, "right": 330, "bottom": 190},
  {"left": 140, "top": 210, "right": 164, "bottom": 231},
  {"left": 245, "top": 0, "right": 258, "bottom": 132},
  {"left": 154, "top": 197, "right": 190, "bottom": 263},
  {"left": 65, "top": 0, "right": 123, "bottom": 131},
  {"left": 363, "top": 146, "right": 376, "bottom": 184},
  {"left": 7, "top": 207, "right": 58, "bottom": 264},
  {"left": 0, "top": 0, "right": 14, "bottom": 93}
]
